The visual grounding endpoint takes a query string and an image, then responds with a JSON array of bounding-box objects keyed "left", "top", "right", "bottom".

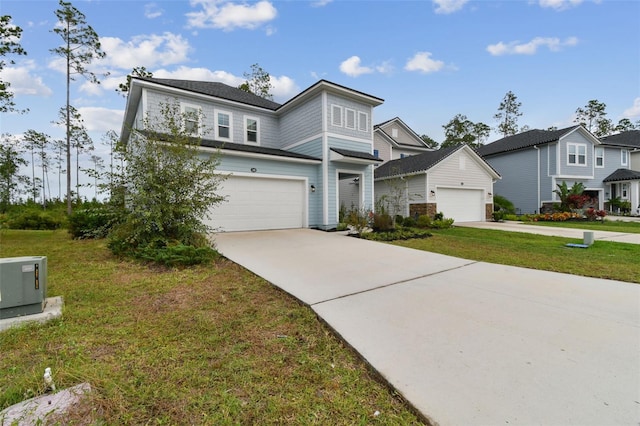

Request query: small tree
[
  {"left": 553, "top": 181, "right": 588, "bottom": 212},
  {"left": 0, "top": 134, "right": 27, "bottom": 212},
  {"left": 116, "top": 66, "right": 153, "bottom": 97},
  {"left": 109, "top": 101, "right": 227, "bottom": 263},
  {"left": 238, "top": 63, "right": 273, "bottom": 100},
  {"left": 494, "top": 90, "right": 522, "bottom": 137}
]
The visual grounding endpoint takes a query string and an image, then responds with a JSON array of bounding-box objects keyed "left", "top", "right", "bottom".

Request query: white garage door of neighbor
[
  {"left": 437, "top": 188, "right": 484, "bottom": 222},
  {"left": 207, "top": 175, "right": 305, "bottom": 232}
]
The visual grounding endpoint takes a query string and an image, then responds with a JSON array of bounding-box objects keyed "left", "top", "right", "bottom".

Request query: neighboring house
[
  {"left": 373, "top": 117, "right": 433, "bottom": 163},
  {"left": 599, "top": 130, "right": 640, "bottom": 215},
  {"left": 338, "top": 116, "right": 433, "bottom": 213},
  {"left": 477, "top": 126, "right": 639, "bottom": 215},
  {"left": 374, "top": 144, "right": 501, "bottom": 222},
  {"left": 121, "top": 78, "right": 383, "bottom": 231}
]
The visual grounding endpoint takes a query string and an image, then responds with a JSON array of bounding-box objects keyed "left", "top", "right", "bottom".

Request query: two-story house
[
  {"left": 599, "top": 130, "right": 640, "bottom": 215},
  {"left": 477, "top": 125, "right": 639, "bottom": 215},
  {"left": 373, "top": 117, "right": 433, "bottom": 162},
  {"left": 121, "top": 78, "right": 383, "bottom": 231}
]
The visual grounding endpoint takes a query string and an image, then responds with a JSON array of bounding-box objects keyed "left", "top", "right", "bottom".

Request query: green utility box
[{"left": 0, "top": 256, "right": 47, "bottom": 319}]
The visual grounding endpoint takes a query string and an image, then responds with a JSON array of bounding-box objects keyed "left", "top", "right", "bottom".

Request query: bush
[
  {"left": 355, "top": 228, "right": 432, "bottom": 241},
  {"left": 402, "top": 217, "right": 416, "bottom": 228},
  {"left": 432, "top": 218, "right": 455, "bottom": 229},
  {"left": 68, "top": 206, "right": 123, "bottom": 239},
  {"left": 394, "top": 215, "right": 404, "bottom": 226},
  {"left": 9, "top": 210, "right": 63, "bottom": 230},
  {"left": 372, "top": 213, "right": 394, "bottom": 232},
  {"left": 493, "top": 195, "right": 516, "bottom": 214},
  {"left": 416, "top": 215, "right": 431, "bottom": 228},
  {"left": 136, "top": 244, "right": 219, "bottom": 267},
  {"left": 434, "top": 211, "right": 444, "bottom": 221},
  {"left": 492, "top": 211, "right": 505, "bottom": 222}
]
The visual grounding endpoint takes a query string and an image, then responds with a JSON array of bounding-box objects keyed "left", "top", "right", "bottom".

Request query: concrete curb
[{"left": 0, "top": 296, "right": 63, "bottom": 332}]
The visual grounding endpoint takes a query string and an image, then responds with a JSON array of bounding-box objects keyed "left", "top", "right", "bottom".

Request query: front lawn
[
  {"left": 392, "top": 227, "right": 640, "bottom": 284},
  {"left": 0, "top": 230, "right": 423, "bottom": 425}
]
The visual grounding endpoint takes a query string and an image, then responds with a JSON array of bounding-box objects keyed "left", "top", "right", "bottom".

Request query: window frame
[
  {"left": 345, "top": 108, "right": 356, "bottom": 130},
  {"left": 358, "top": 111, "right": 369, "bottom": 132},
  {"left": 331, "top": 105, "right": 343, "bottom": 127},
  {"left": 567, "top": 143, "right": 587, "bottom": 166},
  {"left": 244, "top": 116, "right": 259, "bottom": 145},
  {"left": 215, "top": 109, "right": 233, "bottom": 141},
  {"left": 181, "top": 103, "right": 201, "bottom": 136},
  {"left": 594, "top": 146, "right": 604, "bottom": 168},
  {"left": 621, "top": 149, "right": 629, "bottom": 166}
]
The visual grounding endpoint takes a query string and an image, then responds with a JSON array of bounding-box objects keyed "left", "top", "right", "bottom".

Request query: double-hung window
[
  {"left": 216, "top": 110, "right": 232, "bottom": 140},
  {"left": 181, "top": 104, "right": 201, "bottom": 136},
  {"left": 567, "top": 143, "right": 586, "bottom": 166},
  {"left": 245, "top": 117, "right": 259, "bottom": 144},
  {"left": 621, "top": 149, "right": 629, "bottom": 166},
  {"left": 595, "top": 147, "right": 604, "bottom": 168}
]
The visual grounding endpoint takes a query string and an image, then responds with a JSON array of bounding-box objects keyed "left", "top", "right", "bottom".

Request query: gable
[{"left": 375, "top": 117, "right": 428, "bottom": 148}]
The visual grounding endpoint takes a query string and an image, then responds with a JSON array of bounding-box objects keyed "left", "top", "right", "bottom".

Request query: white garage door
[
  {"left": 437, "top": 188, "right": 484, "bottom": 223},
  {"left": 206, "top": 175, "right": 305, "bottom": 232}
]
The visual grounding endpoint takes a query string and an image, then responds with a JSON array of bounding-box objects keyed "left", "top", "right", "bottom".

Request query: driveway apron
[{"left": 214, "top": 229, "right": 640, "bottom": 426}]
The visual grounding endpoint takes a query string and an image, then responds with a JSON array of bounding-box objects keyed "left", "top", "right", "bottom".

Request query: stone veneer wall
[
  {"left": 485, "top": 203, "right": 493, "bottom": 221},
  {"left": 409, "top": 203, "right": 437, "bottom": 219}
]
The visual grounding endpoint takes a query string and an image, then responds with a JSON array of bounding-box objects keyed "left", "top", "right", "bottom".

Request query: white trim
[
  {"left": 358, "top": 111, "right": 369, "bottom": 132},
  {"left": 214, "top": 109, "right": 233, "bottom": 141},
  {"left": 323, "top": 93, "right": 329, "bottom": 226},
  {"left": 326, "top": 132, "right": 374, "bottom": 145},
  {"left": 555, "top": 174, "right": 594, "bottom": 180},
  {"left": 244, "top": 115, "right": 260, "bottom": 145}
]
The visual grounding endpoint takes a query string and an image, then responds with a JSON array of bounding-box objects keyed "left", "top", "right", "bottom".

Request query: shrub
[
  {"left": 345, "top": 207, "right": 372, "bottom": 234},
  {"left": 402, "top": 217, "right": 416, "bottom": 228},
  {"left": 434, "top": 211, "right": 444, "bottom": 221},
  {"left": 416, "top": 215, "right": 431, "bottom": 228},
  {"left": 355, "top": 228, "right": 432, "bottom": 241},
  {"left": 493, "top": 195, "right": 516, "bottom": 214},
  {"left": 372, "top": 213, "right": 394, "bottom": 232},
  {"left": 136, "top": 244, "right": 219, "bottom": 267},
  {"left": 492, "top": 211, "right": 505, "bottom": 222},
  {"left": 432, "top": 218, "right": 455, "bottom": 229},
  {"left": 394, "top": 215, "right": 404, "bottom": 226},
  {"left": 68, "top": 206, "right": 123, "bottom": 239},
  {"left": 9, "top": 210, "right": 63, "bottom": 230}
]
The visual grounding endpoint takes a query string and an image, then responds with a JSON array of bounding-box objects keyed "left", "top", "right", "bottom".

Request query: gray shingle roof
[
  {"left": 603, "top": 168, "right": 640, "bottom": 182},
  {"left": 477, "top": 125, "right": 582, "bottom": 157},
  {"left": 137, "top": 77, "right": 282, "bottom": 110},
  {"left": 374, "top": 145, "right": 461, "bottom": 179},
  {"left": 599, "top": 130, "right": 640, "bottom": 148},
  {"left": 330, "top": 148, "right": 382, "bottom": 162}
]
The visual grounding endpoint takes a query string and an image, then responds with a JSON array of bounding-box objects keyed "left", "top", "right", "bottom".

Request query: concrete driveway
[{"left": 215, "top": 229, "right": 640, "bottom": 425}]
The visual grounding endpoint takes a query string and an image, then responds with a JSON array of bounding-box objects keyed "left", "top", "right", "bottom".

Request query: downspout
[{"left": 534, "top": 145, "right": 540, "bottom": 213}]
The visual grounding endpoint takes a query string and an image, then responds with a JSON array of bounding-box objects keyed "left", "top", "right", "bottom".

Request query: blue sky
[{"left": 1, "top": 0, "right": 639, "bottom": 197}]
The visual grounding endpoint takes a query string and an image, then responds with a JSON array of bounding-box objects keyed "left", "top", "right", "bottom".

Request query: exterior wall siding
[
  {"left": 373, "top": 134, "right": 392, "bottom": 162},
  {"left": 631, "top": 152, "right": 640, "bottom": 171},
  {"left": 486, "top": 148, "right": 540, "bottom": 214},
  {"left": 279, "top": 96, "right": 323, "bottom": 148},
  {"left": 378, "top": 122, "right": 422, "bottom": 147},
  {"left": 326, "top": 94, "right": 373, "bottom": 141},
  {"left": 558, "top": 132, "right": 595, "bottom": 177}
]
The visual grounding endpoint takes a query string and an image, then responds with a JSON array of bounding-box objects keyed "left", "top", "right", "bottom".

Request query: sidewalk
[{"left": 455, "top": 220, "right": 640, "bottom": 244}]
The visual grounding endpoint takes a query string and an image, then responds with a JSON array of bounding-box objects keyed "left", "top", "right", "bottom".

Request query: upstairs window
[
  {"left": 245, "top": 117, "right": 259, "bottom": 144},
  {"left": 568, "top": 143, "right": 586, "bottom": 166},
  {"left": 595, "top": 147, "right": 604, "bottom": 167},
  {"left": 358, "top": 111, "right": 369, "bottom": 132},
  {"left": 331, "top": 105, "right": 343, "bottom": 127},
  {"left": 181, "top": 104, "right": 200, "bottom": 135},
  {"left": 373, "top": 149, "right": 379, "bottom": 158},
  {"left": 345, "top": 109, "right": 356, "bottom": 129},
  {"left": 216, "top": 110, "right": 232, "bottom": 140},
  {"left": 621, "top": 149, "right": 629, "bottom": 166}
]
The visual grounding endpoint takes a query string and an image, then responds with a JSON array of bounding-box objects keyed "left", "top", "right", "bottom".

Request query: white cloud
[
  {"left": 311, "top": 0, "right": 333, "bottom": 7},
  {"left": 339, "top": 56, "right": 374, "bottom": 77},
  {"left": 433, "top": 0, "right": 469, "bottom": 14},
  {"left": 537, "top": 0, "right": 584, "bottom": 11},
  {"left": 153, "top": 66, "right": 244, "bottom": 86},
  {"left": 269, "top": 75, "right": 299, "bottom": 102},
  {"left": 404, "top": 52, "right": 445, "bottom": 74},
  {"left": 0, "top": 60, "right": 53, "bottom": 97},
  {"left": 623, "top": 97, "right": 640, "bottom": 119},
  {"left": 99, "top": 33, "right": 192, "bottom": 69},
  {"left": 186, "top": 0, "right": 277, "bottom": 31},
  {"left": 487, "top": 36, "right": 579, "bottom": 55},
  {"left": 77, "top": 107, "right": 124, "bottom": 133},
  {"left": 144, "top": 3, "right": 164, "bottom": 19}
]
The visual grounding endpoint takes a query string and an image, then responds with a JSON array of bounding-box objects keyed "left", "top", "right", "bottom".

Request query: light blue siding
[
  {"left": 326, "top": 93, "right": 374, "bottom": 140},
  {"left": 279, "top": 96, "right": 323, "bottom": 147}
]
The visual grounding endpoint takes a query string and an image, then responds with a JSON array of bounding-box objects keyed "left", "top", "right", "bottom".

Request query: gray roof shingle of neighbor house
[
  {"left": 374, "top": 145, "right": 461, "bottom": 179},
  {"left": 477, "top": 125, "right": 582, "bottom": 157},
  {"left": 599, "top": 130, "right": 640, "bottom": 148},
  {"left": 603, "top": 168, "right": 640, "bottom": 182}
]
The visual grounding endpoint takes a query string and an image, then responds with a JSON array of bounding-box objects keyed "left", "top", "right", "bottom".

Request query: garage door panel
[
  {"left": 437, "top": 188, "right": 483, "bottom": 223},
  {"left": 207, "top": 175, "right": 305, "bottom": 232}
]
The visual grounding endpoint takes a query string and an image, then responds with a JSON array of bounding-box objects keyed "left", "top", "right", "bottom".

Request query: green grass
[
  {"left": 521, "top": 219, "right": 640, "bottom": 234},
  {"left": 392, "top": 227, "right": 640, "bottom": 284},
  {"left": 0, "top": 230, "right": 424, "bottom": 425}
]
